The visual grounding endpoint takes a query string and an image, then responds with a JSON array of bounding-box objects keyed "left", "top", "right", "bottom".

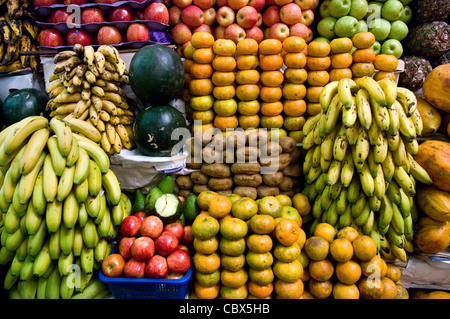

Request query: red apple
[
  {"left": 192, "top": 24, "right": 212, "bottom": 33},
  {"left": 248, "top": 0, "right": 265, "bottom": 11},
  {"left": 246, "top": 26, "right": 264, "bottom": 43},
  {"left": 164, "top": 222, "right": 185, "bottom": 241},
  {"left": 39, "top": 28, "right": 64, "bottom": 47},
  {"left": 109, "top": 5, "right": 135, "bottom": 22},
  {"left": 120, "top": 215, "right": 141, "bottom": 237},
  {"left": 193, "top": 0, "right": 214, "bottom": 9},
  {"left": 81, "top": 7, "right": 105, "bottom": 24},
  {"left": 236, "top": 6, "right": 258, "bottom": 29},
  {"left": 289, "top": 23, "right": 313, "bottom": 43},
  {"left": 119, "top": 237, "right": 136, "bottom": 260},
  {"left": 134, "top": 211, "right": 146, "bottom": 223},
  {"left": 216, "top": 6, "right": 235, "bottom": 27},
  {"left": 298, "top": 9, "right": 314, "bottom": 27},
  {"left": 94, "top": 0, "right": 118, "bottom": 3},
  {"left": 33, "top": 0, "right": 59, "bottom": 6},
  {"left": 130, "top": 236, "right": 155, "bottom": 261},
  {"left": 145, "top": 255, "right": 169, "bottom": 278},
  {"left": 126, "top": 23, "right": 150, "bottom": 42},
  {"left": 101, "top": 254, "right": 125, "bottom": 277},
  {"left": 215, "top": 25, "right": 226, "bottom": 39},
  {"left": 97, "top": 26, "right": 123, "bottom": 45},
  {"left": 67, "top": 29, "right": 92, "bottom": 46},
  {"left": 268, "top": 22, "right": 290, "bottom": 42},
  {"left": 169, "top": 6, "right": 183, "bottom": 25},
  {"left": 155, "top": 231, "right": 179, "bottom": 256},
  {"left": 48, "top": 9, "right": 70, "bottom": 24},
  {"left": 144, "top": 3, "right": 169, "bottom": 24},
  {"left": 171, "top": 22, "right": 192, "bottom": 44},
  {"left": 227, "top": 0, "right": 249, "bottom": 10},
  {"left": 64, "top": 0, "right": 88, "bottom": 4},
  {"left": 203, "top": 7, "right": 216, "bottom": 25},
  {"left": 262, "top": 5, "right": 280, "bottom": 27},
  {"left": 224, "top": 23, "right": 246, "bottom": 43},
  {"left": 280, "top": 3, "right": 302, "bottom": 25},
  {"left": 123, "top": 258, "right": 146, "bottom": 278},
  {"left": 140, "top": 215, "right": 164, "bottom": 239},
  {"left": 181, "top": 5, "right": 204, "bottom": 27},
  {"left": 172, "top": 0, "right": 192, "bottom": 9},
  {"left": 181, "top": 225, "right": 194, "bottom": 245},
  {"left": 167, "top": 249, "right": 191, "bottom": 273}
]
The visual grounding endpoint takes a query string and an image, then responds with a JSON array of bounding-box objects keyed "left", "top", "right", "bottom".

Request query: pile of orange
[
  {"left": 300, "top": 223, "right": 407, "bottom": 299},
  {"left": 373, "top": 54, "right": 399, "bottom": 81},
  {"left": 329, "top": 37, "right": 354, "bottom": 82},
  {"left": 351, "top": 32, "right": 376, "bottom": 79}
]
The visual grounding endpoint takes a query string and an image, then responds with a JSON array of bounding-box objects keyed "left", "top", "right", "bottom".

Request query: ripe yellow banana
[
  {"left": 102, "top": 169, "right": 121, "bottom": 205},
  {"left": 74, "top": 176, "right": 89, "bottom": 204},
  {"left": 56, "top": 165, "right": 75, "bottom": 202},
  {"left": 77, "top": 139, "right": 110, "bottom": 174},
  {"left": 355, "top": 88, "right": 372, "bottom": 130},
  {"left": 42, "top": 154, "right": 58, "bottom": 202},
  {"left": 49, "top": 117, "right": 73, "bottom": 157},
  {"left": 338, "top": 78, "right": 358, "bottom": 110},
  {"left": 319, "top": 81, "right": 339, "bottom": 112},
  {"left": 377, "top": 78, "right": 397, "bottom": 108},
  {"left": 65, "top": 118, "right": 102, "bottom": 144},
  {"left": 396, "top": 87, "right": 417, "bottom": 117},
  {"left": 18, "top": 150, "right": 46, "bottom": 205},
  {"left": 46, "top": 135, "right": 66, "bottom": 176},
  {"left": 357, "top": 76, "right": 387, "bottom": 106},
  {"left": 63, "top": 191, "right": 79, "bottom": 229},
  {"left": 3, "top": 116, "right": 49, "bottom": 155}
]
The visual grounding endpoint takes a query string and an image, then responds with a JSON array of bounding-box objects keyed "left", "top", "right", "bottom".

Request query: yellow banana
[
  {"left": 357, "top": 76, "right": 387, "bottom": 106},
  {"left": 100, "top": 131, "right": 112, "bottom": 153},
  {"left": 82, "top": 218, "right": 97, "bottom": 250},
  {"left": 56, "top": 165, "right": 75, "bottom": 202},
  {"left": 370, "top": 95, "right": 390, "bottom": 132},
  {"left": 345, "top": 120, "right": 360, "bottom": 145},
  {"left": 377, "top": 78, "right": 397, "bottom": 108},
  {"left": 78, "top": 202, "right": 89, "bottom": 228},
  {"left": 338, "top": 78, "right": 358, "bottom": 109},
  {"left": 94, "top": 51, "right": 106, "bottom": 73},
  {"left": 77, "top": 139, "right": 110, "bottom": 174},
  {"left": 49, "top": 228, "right": 61, "bottom": 260},
  {"left": 74, "top": 99, "right": 91, "bottom": 118},
  {"left": 3, "top": 116, "right": 49, "bottom": 155},
  {"left": 302, "top": 113, "right": 320, "bottom": 136},
  {"left": 393, "top": 166, "right": 415, "bottom": 197},
  {"left": 332, "top": 124, "right": 348, "bottom": 161},
  {"left": 87, "top": 159, "right": 102, "bottom": 197},
  {"left": 115, "top": 124, "right": 133, "bottom": 150},
  {"left": 340, "top": 149, "right": 354, "bottom": 188},
  {"left": 353, "top": 128, "right": 369, "bottom": 169},
  {"left": 32, "top": 170, "right": 46, "bottom": 215},
  {"left": 18, "top": 151, "right": 46, "bottom": 205},
  {"left": 73, "top": 226, "right": 84, "bottom": 257},
  {"left": 396, "top": 87, "right": 417, "bottom": 117},
  {"left": 63, "top": 191, "right": 78, "bottom": 229},
  {"left": 355, "top": 88, "right": 372, "bottom": 130},
  {"left": 319, "top": 81, "right": 339, "bottom": 112},
  {"left": 49, "top": 117, "right": 73, "bottom": 156},
  {"left": 373, "top": 131, "right": 388, "bottom": 164},
  {"left": 65, "top": 136, "right": 80, "bottom": 167},
  {"left": 408, "top": 154, "right": 432, "bottom": 185},
  {"left": 47, "top": 135, "right": 66, "bottom": 176},
  {"left": 342, "top": 96, "right": 357, "bottom": 128},
  {"left": 46, "top": 200, "right": 63, "bottom": 233},
  {"left": 359, "top": 162, "right": 374, "bottom": 197},
  {"left": 373, "top": 165, "right": 386, "bottom": 199},
  {"left": 83, "top": 46, "right": 95, "bottom": 65},
  {"left": 25, "top": 204, "right": 43, "bottom": 235},
  {"left": 324, "top": 95, "right": 343, "bottom": 134},
  {"left": 409, "top": 108, "right": 423, "bottom": 136},
  {"left": 395, "top": 100, "right": 416, "bottom": 141},
  {"left": 74, "top": 176, "right": 89, "bottom": 204},
  {"left": 59, "top": 222, "right": 75, "bottom": 256},
  {"left": 74, "top": 148, "right": 89, "bottom": 185},
  {"left": 42, "top": 154, "right": 58, "bottom": 202},
  {"left": 102, "top": 169, "right": 121, "bottom": 205},
  {"left": 321, "top": 124, "right": 340, "bottom": 161}
]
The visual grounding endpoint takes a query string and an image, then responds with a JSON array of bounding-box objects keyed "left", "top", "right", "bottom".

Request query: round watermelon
[
  {"left": 2, "top": 88, "right": 48, "bottom": 127},
  {"left": 129, "top": 44, "right": 185, "bottom": 105},
  {"left": 134, "top": 105, "right": 187, "bottom": 157}
]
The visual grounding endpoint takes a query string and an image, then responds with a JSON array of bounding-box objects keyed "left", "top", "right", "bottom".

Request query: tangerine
[
  {"left": 213, "top": 38, "right": 237, "bottom": 56},
  {"left": 306, "top": 70, "right": 330, "bottom": 86},
  {"left": 260, "top": 54, "right": 284, "bottom": 71},
  {"left": 330, "top": 37, "right": 353, "bottom": 54},
  {"left": 284, "top": 52, "right": 307, "bottom": 68},
  {"left": 332, "top": 282, "right": 360, "bottom": 299},
  {"left": 220, "top": 284, "right": 248, "bottom": 299},
  {"left": 385, "top": 263, "right": 402, "bottom": 282},
  {"left": 239, "top": 115, "right": 260, "bottom": 129},
  {"left": 309, "top": 258, "right": 334, "bottom": 281},
  {"left": 190, "top": 31, "right": 215, "bottom": 49},
  {"left": 380, "top": 277, "right": 398, "bottom": 299},
  {"left": 309, "top": 278, "right": 333, "bottom": 299},
  {"left": 213, "top": 86, "right": 236, "bottom": 100},
  {"left": 195, "top": 269, "right": 221, "bottom": 287},
  {"left": 329, "top": 68, "right": 353, "bottom": 81},
  {"left": 331, "top": 52, "right": 353, "bottom": 68},
  {"left": 193, "top": 237, "right": 219, "bottom": 255},
  {"left": 213, "top": 98, "right": 237, "bottom": 116},
  {"left": 282, "top": 36, "right": 306, "bottom": 53},
  {"left": 273, "top": 242, "right": 301, "bottom": 262},
  {"left": 212, "top": 55, "right": 237, "bottom": 71},
  {"left": 214, "top": 115, "right": 239, "bottom": 131},
  {"left": 247, "top": 280, "right": 274, "bottom": 299},
  {"left": 313, "top": 222, "right": 336, "bottom": 243},
  {"left": 306, "top": 56, "right": 331, "bottom": 71},
  {"left": 189, "top": 78, "right": 214, "bottom": 96},
  {"left": 282, "top": 83, "right": 307, "bottom": 100},
  {"left": 246, "top": 250, "right": 274, "bottom": 270},
  {"left": 304, "top": 235, "right": 329, "bottom": 261},
  {"left": 260, "top": 86, "right": 282, "bottom": 103},
  {"left": 231, "top": 197, "right": 258, "bottom": 220},
  {"left": 249, "top": 214, "right": 276, "bottom": 234},
  {"left": 273, "top": 259, "right": 303, "bottom": 282},
  {"left": 308, "top": 41, "right": 331, "bottom": 57},
  {"left": 274, "top": 279, "right": 304, "bottom": 299},
  {"left": 352, "top": 48, "right": 376, "bottom": 63},
  {"left": 191, "top": 215, "right": 220, "bottom": 240},
  {"left": 373, "top": 54, "right": 399, "bottom": 72},
  {"left": 357, "top": 277, "right": 384, "bottom": 299},
  {"left": 194, "top": 281, "right": 220, "bottom": 299},
  {"left": 283, "top": 99, "right": 307, "bottom": 117},
  {"left": 235, "top": 84, "right": 260, "bottom": 101},
  {"left": 237, "top": 38, "right": 259, "bottom": 55},
  {"left": 212, "top": 71, "right": 235, "bottom": 86},
  {"left": 220, "top": 268, "right": 248, "bottom": 288},
  {"left": 197, "top": 191, "right": 218, "bottom": 210},
  {"left": 352, "top": 235, "right": 377, "bottom": 261},
  {"left": 258, "top": 196, "right": 283, "bottom": 218},
  {"left": 247, "top": 234, "right": 273, "bottom": 253},
  {"left": 259, "top": 38, "right": 283, "bottom": 55},
  {"left": 248, "top": 267, "right": 275, "bottom": 286},
  {"left": 193, "top": 252, "right": 221, "bottom": 273},
  {"left": 236, "top": 55, "right": 259, "bottom": 70},
  {"left": 352, "top": 32, "right": 376, "bottom": 49},
  {"left": 238, "top": 100, "right": 260, "bottom": 115},
  {"left": 284, "top": 68, "right": 308, "bottom": 84},
  {"left": 221, "top": 254, "right": 246, "bottom": 271},
  {"left": 336, "top": 226, "right": 359, "bottom": 242},
  {"left": 330, "top": 237, "right": 353, "bottom": 262},
  {"left": 261, "top": 101, "right": 284, "bottom": 116},
  {"left": 335, "top": 260, "right": 362, "bottom": 285},
  {"left": 361, "top": 255, "right": 387, "bottom": 278},
  {"left": 260, "top": 70, "right": 284, "bottom": 87},
  {"left": 190, "top": 63, "right": 214, "bottom": 79},
  {"left": 193, "top": 47, "right": 215, "bottom": 64}
]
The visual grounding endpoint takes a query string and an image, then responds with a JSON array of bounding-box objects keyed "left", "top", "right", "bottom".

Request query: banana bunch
[
  {"left": 301, "top": 77, "right": 432, "bottom": 263},
  {"left": 0, "top": 0, "right": 40, "bottom": 73},
  {"left": 45, "top": 44, "right": 135, "bottom": 155},
  {"left": 0, "top": 116, "right": 133, "bottom": 299}
]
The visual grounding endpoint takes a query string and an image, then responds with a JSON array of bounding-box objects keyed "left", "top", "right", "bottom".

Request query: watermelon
[{"left": 2, "top": 88, "right": 48, "bottom": 127}]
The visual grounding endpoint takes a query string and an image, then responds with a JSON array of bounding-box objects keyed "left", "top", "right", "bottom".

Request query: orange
[
  {"left": 352, "top": 32, "right": 376, "bottom": 49},
  {"left": 195, "top": 269, "right": 221, "bottom": 287},
  {"left": 301, "top": 289, "right": 315, "bottom": 299},
  {"left": 273, "top": 242, "right": 301, "bottom": 262},
  {"left": 273, "top": 259, "right": 303, "bottom": 283},
  {"left": 246, "top": 250, "right": 274, "bottom": 270},
  {"left": 361, "top": 255, "right": 387, "bottom": 277},
  {"left": 283, "top": 99, "right": 306, "bottom": 117},
  {"left": 231, "top": 197, "right": 258, "bottom": 220},
  {"left": 329, "top": 68, "right": 353, "bottom": 81},
  {"left": 261, "top": 101, "right": 283, "bottom": 116},
  {"left": 239, "top": 115, "right": 260, "bottom": 130},
  {"left": 280, "top": 206, "right": 302, "bottom": 226},
  {"left": 226, "top": 193, "right": 241, "bottom": 204},
  {"left": 220, "top": 284, "right": 248, "bottom": 299},
  {"left": 214, "top": 115, "right": 238, "bottom": 131},
  {"left": 297, "top": 250, "right": 310, "bottom": 269},
  {"left": 213, "top": 38, "right": 237, "bottom": 56},
  {"left": 189, "top": 78, "right": 213, "bottom": 96},
  {"left": 307, "top": 70, "right": 329, "bottom": 86},
  {"left": 190, "top": 95, "right": 214, "bottom": 111},
  {"left": 274, "top": 279, "right": 304, "bottom": 299},
  {"left": 235, "top": 70, "right": 260, "bottom": 84},
  {"left": 247, "top": 234, "right": 273, "bottom": 253},
  {"left": 284, "top": 68, "right": 308, "bottom": 84},
  {"left": 385, "top": 263, "right": 402, "bottom": 282},
  {"left": 330, "top": 238, "right": 353, "bottom": 262},
  {"left": 304, "top": 235, "right": 329, "bottom": 261},
  {"left": 212, "top": 55, "right": 237, "bottom": 71},
  {"left": 197, "top": 191, "right": 219, "bottom": 210},
  {"left": 247, "top": 280, "right": 273, "bottom": 299},
  {"left": 380, "top": 277, "right": 397, "bottom": 299},
  {"left": 307, "top": 102, "right": 322, "bottom": 116},
  {"left": 194, "top": 281, "right": 220, "bottom": 299},
  {"left": 190, "top": 63, "right": 214, "bottom": 79},
  {"left": 250, "top": 214, "right": 276, "bottom": 234},
  {"left": 330, "top": 37, "right": 353, "bottom": 54},
  {"left": 220, "top": 268, "right": 248, "bottom": 288},
  {"left": 275, "top": 194, "right": 292, "bottom": 207},
  {"left": 260, "top": 70, "right": 284, "bottom": 87},
  {"left": 309, "top": 258, "right": 334, "bottom": 281},
  {"left": 183, "top": 44, "right": 196, "bottom": 60},
  {"left": 208, "top": 194, "right": 232, "bottom": 218},
  {"left": 282, "top": 36, "right": 306, "bottom": 53},
  {"left": 258, "top": 196, "right": 283, "bottom": 218},
  {"left": 284, "top": 52, "right": 307, "bottom": 68},
  {"left": 284, "top": 116, "right": 305, "bottom": 131},
  {"left": 373, "top": 54, "right": 399, "bottom": 72},
  {"left": 352, "top": 235, "right": 377, "bottom": 261},
  {"left": 193, "top": 47, "right": 215, "bottom": 64},
  {"left": 282, "top": 83, "right": 306, "bottom": 100},
  {"left": 331, "top": 52, "right": 353, "bottom": 68},
  {"left": 275, "top": 218, "right": 301, "bottom": 246},
  {"left": 306, "top": 56, "right": 331, "bottom": 71},
  {"left": 296, "top": 227, "right": 306, "bottom": 250},
  {"left": 212, "top": 71, "right": 235, "bottom": 86},
  {"left": 332, "top": 282, "right": 360, "bottom": 299},
  {"left": 193, "top": 252, "right": 221, "bottom": 273},
  {"left": 336, "top": 226, "right": 359, "bottom": 242},
  {"left": 183, "top": 58, "right": 195, "bottom": 73},
  {"left": 221, "top": 254, "right": 246, "bottom": 271},
  {"left": 213, "top": 85, "right": 235, "bottom": 100},
  {"left": 248, "top": 267, "right": 274, "bottom": 286},
  {"left": 260, "top": 86, "right": 282, "bottom": 103},
  {"left": 336, "top": 260, "right": 362, "bottom": 285},
  {"left": 307, "top": 41, "right": 331, "bottom": 57},
  {"left": 357, "top": 277, "right": 384, "bottom": 299},
  {"left": 351, "top": 62, "right": 375, "bottom": 78},
  {"left": 309, "top": 278, "right": 333, "bottom": 299},
  {"left": 236, "top": 55, "right": 259, "bottom": 70},
  {"left": 193, "top": 237, "right": 219, "bottom": 254},
  {"left": 373, "top": 71, "right": 396, "bottom": 81},
  {"left": 352, "top": 48, "right": 376, "bottom": 63},
  {"left": 191, "top": 31, "right": 215, "bottom": 49},
  {"left": 238, "top": 100, "right": 260, "bottom": 115},
  {"left": 260, "top": 115, "right": 284, "bottom": 129},
  {"left": 306, "top": 86, "right": 323, "bottom": 103},
  {"left": 313, "top": 222, "right": 336, "bottom": 243},
  {"left": 192, "top": 110, "right": 214, "bottom": 124},
  {"left": 259, "top": 38, "right": 282, "bottom": 55},
  {"left": 235, "top": 84, "right": 260, "bottom": 101},
  {"left": 260, "top": 54, "right": 284, "bottom": 71},
  {"left": 236, "top": 38, "right": 259, "bottom": 55}
]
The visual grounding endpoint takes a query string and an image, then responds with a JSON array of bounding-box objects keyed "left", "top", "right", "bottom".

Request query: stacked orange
[
  {"left": 188, "top": 32, "right": 216, "bottom": 134},
  {"left": 211, "top": 38, "right": 238, "bottom": 132},
  {"left": 351, "top": 32, "right": 376, "bottom": 79},
  {"left": 281, "top": 36, "right": 308, "bottom": 143},
  {"left": 258, "top": 39, "right": 285, "bottom": 130},
  {"left": 305, "top": 41, "right": 331, "bottom": 117},
  {"left": 182, "top": 44, "right": 195, "bottom": 110},
  {"left": 235, "top": 38, "right": 261, "bottom": 130},
  {"left": 373, "top": 54, "right": 399, "bottom": 81},
  {"left": 329, "top": 37, "right": 354, "bottom": 82}
]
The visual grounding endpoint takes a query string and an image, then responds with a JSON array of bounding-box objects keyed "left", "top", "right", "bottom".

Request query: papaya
[
  {"left": 415, "top": 97, "right": 441, "bottom": 137},
  {"left": 414, "top": 216, "right": 450, "bottom": 254},
  {"left": 422, "top": 64, "right": 450, "bottom": 113},
  {"left": 417, "top": 185, "right": 450, "bottom": 222}
]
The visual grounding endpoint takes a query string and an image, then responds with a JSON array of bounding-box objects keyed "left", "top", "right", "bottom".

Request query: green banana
[
  {"left": 351, "top": 194, "right": 366, "bottom": 218},
  {"left": 94, "top": 237, "right": 108, "bottom": 263},
  {"left": 42, "top": 154, "right": 58, "bottom": 202},
  {"left": 391, "top": 203, "right": 405, "bottom": 235},
  {"left": 47, "top": 136, "right": 66, "bottom": 176},
  {"left": 60, "top": 273, "right": 75, "bottom": 299},
  {"left": 339, "top": 205, "right": 352, "bottom": 228},
  {"left": 46, "top": 200, "right": 63, "bottom": 233},
  {"left": 25, "top": 201, "right": 43, "bottom": 235},
  {"left": 49, "top": 228, "right": 61, "bottom": 260},
  {"left": 32, "top": 170, "right": 46, "bottom": 215},
  {"left": 393, "top": 166, "right": 415, "bottom": 197},
  {"left": 19, "top": 254, "right": 34, "bottom": 282},
  {"left": 32, "top": 240, "right": 52, "bottom": 278},
  {"left": 36, "top": 276, "right": 48, "bottom": 299},
  {"left": 45, "top": 265, "right": 61, "bottom": 299},
  {"left": 63, "top": 191, "right": 79, "bottom": 229},
  {"left": 4, "top": 205, "right": 20, "bottom": 234},
  {"left": 74, "top": 176, "right": 89, "bottom": 204},
  {"left": 73, "top": 226, "right": 84, "bottom": 257},
  {"left": 359, "top": 162, "right": 374, "bottom": 197},
  {"left": 56, "top": 165, "right": 75, "bottom": 202},
  {"left": 82, "top": 218, "right": 98, "bottom": 249},
  {"left": 347, "top": 175, "right": 361, "bottom": 204},
  {"left": 78, "top": 203, "right": 89, "bottom": 228},
  {"left": 80, "top": 246, "right": 94, "bottom": 275},
  {"left": 17, "top": 279, "right": 38, "bottom": 299},
  {"left": 386, "top": 224, "right": 404, "bottom": 248},
  {"left": 10, "top": 253, "right": 24, "bottom": 276},
  {"left": 59, "top": 223, "right": 75, "bottom": 256},
  {"left": 111, "top": 200, "right": 125, "bottom": 227},
  {"left": 373, "top": 165, "right": 386, "bottom": 199},
  {"left": 73, "top": 148, "right": 89, "bottom": 185},
  {"left": 27, "top": 218, "right": 47, "bottom": 257},
  {"left": 58, "top": 250, "right": 74, "bottom": 276},
  {"left": 87, "top": 159, "right": 102, "bottom": 197},
  {"left": 6, "top": 226, "right": 26, "bottom": 252}
]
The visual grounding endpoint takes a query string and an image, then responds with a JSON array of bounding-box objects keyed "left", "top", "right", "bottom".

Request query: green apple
[
  {"left": 398, "top": 5, "right": 412, "bottom": 24},
  {"left": 335, "top": 15, "right": 359, "bottom": 37},
  {"left": 349, "top": 0, "right": 368, "bottom": 20},
  {"left": 319, "top": 0, "right": 332, "bottom": 18},
  {"left": 371, "top": 40, "right": 381, "bottom": 55},
  {"left": 368, "top": 18, "right": 391, "bottom": 41},
  {"left": 317, "top": 16, "right": 338, "bottom": 39},
  {"left": 388, "top": 20, "right": 408, "bottom": 41},
  {"left": 355, "top": 19, "right": 368, "bottom": 33},
  {"left": 398, "top": 0, "right": 411, "bottom": 4},
  {"left": 329, "top": 0, "right": 352, "bottom": 18},
  {"left": 381, "top": 0, "right": 403, "bottom": 21},
  {"left": 366, "top": 2, "right": 383, "bottom": 24},
  {"left": 381, "top": 39, "right": 403, "bottom": 58}
]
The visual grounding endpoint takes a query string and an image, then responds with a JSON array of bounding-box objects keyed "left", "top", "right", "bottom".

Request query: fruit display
[
  {"left": 45, "top": 44, "right": 135, "bottom": 155},
  {"left": 0, "top": 115, "right": 131, "bottom": 299},
  {"left": 301, "top": 76, "right": 432, "bottom": 262},
  {"left": 0, "top": 0, "right": 40, "bottom": 73}
]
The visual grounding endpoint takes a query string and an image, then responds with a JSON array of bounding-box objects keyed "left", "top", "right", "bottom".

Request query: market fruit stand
[{"left": 0, "top": 0, "right": 449, "bottom": 301}]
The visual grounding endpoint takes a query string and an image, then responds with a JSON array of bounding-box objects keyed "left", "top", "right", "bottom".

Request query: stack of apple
[
  {"left": 317, "top": 0, "right": 412, "bottom": 59},
  {"left": 37, "top": 1, "right": 170, "bottom": 47},
  {"left": 101, "top": 213, "right": 194, "bottom": 279}
]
